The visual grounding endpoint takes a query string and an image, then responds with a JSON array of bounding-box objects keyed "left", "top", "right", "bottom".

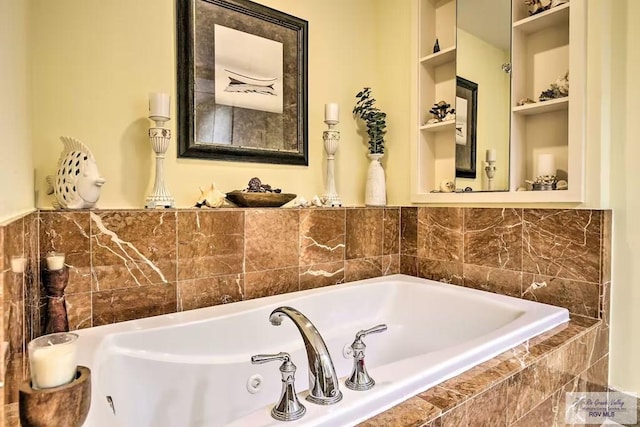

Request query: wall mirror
[
  {"left": 455, "top": 0, "right": 511, "bottom": 191},
  {"left": 176, "top": 0, "right": 309, "bottom": 165}
]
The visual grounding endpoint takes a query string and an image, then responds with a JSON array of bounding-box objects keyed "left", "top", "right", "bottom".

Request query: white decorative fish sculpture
[{"left": 46, "top": 136, "right": 106, "bottom": 209}]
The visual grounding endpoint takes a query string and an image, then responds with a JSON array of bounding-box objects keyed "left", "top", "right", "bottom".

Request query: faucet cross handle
[
  {"left": 250, "top": 352, "right": 306, "bottom": 421},
  {"left": 345, "top": 323, "right": 388, "bottom": 391}
]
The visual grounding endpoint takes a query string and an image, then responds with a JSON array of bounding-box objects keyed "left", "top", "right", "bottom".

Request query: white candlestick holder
[
  {"left": 322, "top": 119, "right": 342, "bottom": 207},
  {"left": 145, "top": 118, "right": 175, "bottom": 209},
  {"left": 484, "top": 160, "right": 496, "bottom": 191}
]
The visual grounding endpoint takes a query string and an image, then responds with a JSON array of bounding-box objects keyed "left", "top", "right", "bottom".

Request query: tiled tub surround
[{"left": 0, "top": 207, "right": 610, "bottom": 426}]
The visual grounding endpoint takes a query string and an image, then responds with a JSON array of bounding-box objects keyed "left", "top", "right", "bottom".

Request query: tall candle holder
[
  {"left": 484, "top": 160, "right": 496, "bottom": 191},
  {"left": 322, "top": 111, "right": 342, "bottom": 207},
  {"left": 146, "top": 93, "right": 175, "bottom": 209},
  {"left": 44, "top": 252, "right": 69, "bottom": 334}
]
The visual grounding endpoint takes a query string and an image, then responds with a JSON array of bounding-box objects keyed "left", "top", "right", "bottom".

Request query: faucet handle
[
  {"left": 251, "top": 352, "right": 291, "bottom": 365},
  {"left": 345, "top": 324, "right": 387, "bottom": 391},
  {"left": 355, "top": 324, "right": 388, "bottom": 341},
  {"left": 250, "top": 352, "right": 306, "bottom": 421}
]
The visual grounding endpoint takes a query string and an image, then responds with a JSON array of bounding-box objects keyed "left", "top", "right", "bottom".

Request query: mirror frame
[
  {"left": 455, "top": 76, "right": 478, "bottom": 179},
  {"left": 176, "top": 0, "right": 309, "bottom": 165}
]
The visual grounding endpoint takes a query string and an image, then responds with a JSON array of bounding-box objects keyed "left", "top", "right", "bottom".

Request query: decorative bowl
[{"left": 225, "top": 191, "right": 296, "bottom": 208}]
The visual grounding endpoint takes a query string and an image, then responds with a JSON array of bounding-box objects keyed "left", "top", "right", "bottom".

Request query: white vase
[{"left": 365, "top": 153, "right": 386, "bottom": 206}]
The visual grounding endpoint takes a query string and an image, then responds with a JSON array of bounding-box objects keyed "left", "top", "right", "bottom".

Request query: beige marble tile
[
  {"left": 92, "top": 283, "right": 177, "bottom": 326},
  {"left": 346, "top": 208, "right": 383, "bottom": 260},
  {"left": 357, "top": 396, "right": 441, "bottom": 427},
  {"left": 245, "top": 210, "right": 299, "bottom": 272},
  {"left": 244, "top": 267, "right": 299, "bottom": 300},
  {"left": 66, "top": 292, "right": 92, "bottom": 330},
  {"left": 177, "top": 274, "right": 243, "bottom": 311},
  {"left": 177, "top": 210, "right": 244, "bottom": 280},
  {"left": 418, "top": 386, "right": 467, "bottom": 413},
  {"left": 299, "top": 261, "right": 344, "bottom": 291},
  {"left": 383, "top": 208, "right": 400, "bottom": 255},
  {"left": 299, "top": 209, "right": 345, "bottom": 266},
  {"left": 464, "top": 208, "right": 522, "bottom": 271},
  {"left": 523, "top": 209, "right": 602, "bottom": 283},
  {"left": 39, "top": 211, "right": 92, "bottom": 295},
  {"left": 417, "top": 258, "right": 463, "bottom": 286},
  {"left": 400, "top": 207, "right": 418, "bottom": 256},
  {"left": 462, "top": 264, "right": 522, "bottom": 297},
  {"left": 345, "top": 257, "right": 383, "bottom": 282},
  {"left": 417, "top": 207, "right": 463, "bottom": 262},
  {"left": 522, "top": 273, "right": 600, "bottom": 318},
  {"left": 466, "top": 380, "right": 508, "bottom": 426},
  {"left": 91, "top": 211, "right": 177, "bottom": 290},
  {"left": 382, "top": 254, "right": 400, "bottom": 276},
  {"left": 400, "top": 255, "right": 418, "bottom": 277}
]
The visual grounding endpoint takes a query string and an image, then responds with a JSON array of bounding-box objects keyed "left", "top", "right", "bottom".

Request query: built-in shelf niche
[{"left": 411, "top": 0, "right": 586, "bottom": 203}]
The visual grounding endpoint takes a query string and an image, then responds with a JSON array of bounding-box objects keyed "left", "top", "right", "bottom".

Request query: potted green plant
[
  {"left": 353, "top": 87, "right": 387, "bottom": 154},
  {"left": 353, "top": 87, "right": 388, "bottom": 206}
]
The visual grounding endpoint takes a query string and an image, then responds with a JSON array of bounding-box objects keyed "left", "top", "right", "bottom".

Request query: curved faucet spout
[{"left": 269, "top": 306, "right": 342, "bottom": 405}]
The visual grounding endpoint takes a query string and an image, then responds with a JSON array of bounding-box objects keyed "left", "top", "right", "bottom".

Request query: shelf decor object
[
  {"left": 20, "top": 365, "right": 91, "bottom": 427},
  {"left": 485, "top": 149, "right": 497, "bottom": 191},
  {"left": 322, "top": 103, "right": 342, "bottom": 207},
  {"left": 44, "top": 252, "right": 69, "bottom": 334},
  {"left": 145, "top": 92, "right": 175, "bottom": 209}
]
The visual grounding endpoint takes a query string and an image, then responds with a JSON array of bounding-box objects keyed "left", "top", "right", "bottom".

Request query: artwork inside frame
[
  {"left": 455, "top": 76, "right": 478, "bottom": 178},
  {"left": 176, "top": 0, "right": 309, "bottom": 165}
]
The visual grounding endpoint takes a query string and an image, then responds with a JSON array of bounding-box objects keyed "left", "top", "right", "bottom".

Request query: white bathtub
[{"left": 75, "top": 274, "right": 568, "bottom": 427}]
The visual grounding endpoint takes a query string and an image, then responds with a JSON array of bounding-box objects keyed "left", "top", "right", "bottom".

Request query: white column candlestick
[
  {"left": 322, "top": 115, "right": 342, "bottom": 207},
  {"left": 146, "top": 93, "right": 175, "bottom": 209}
]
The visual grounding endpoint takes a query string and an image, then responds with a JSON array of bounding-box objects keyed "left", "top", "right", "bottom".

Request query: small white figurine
[
  {"left": 46, "top": 136, "right": 105, "bottom": 209},
  {"left": 311, "top": 195, "right": 323, "bottom": 207},
  {"left": 195, "top": 183, "right": 227, "bottom": 208},
  {"left": 439, "top": 179, "right": 455, "bottom": 193}
]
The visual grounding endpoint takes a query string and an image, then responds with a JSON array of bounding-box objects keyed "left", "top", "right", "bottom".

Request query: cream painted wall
[
  {"left": 607, "top": 0, "right": 640, "bottom": 394},
  {"left": 0, "top": 0, "right": 34, "bottom": 223},
  {"left": 20, "top": 0, "right": 640, "bottom": 392},
  {"left": 30, "top": 0, "right": 386, "bottom": 209},
  {"left": 455, "top": 28, "right": 510, "bottom": 191}
]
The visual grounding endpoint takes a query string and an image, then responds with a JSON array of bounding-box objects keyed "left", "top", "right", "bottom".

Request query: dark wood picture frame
[
  {"left": 176, "top": 0, "right": 309, "bottom": 165},
  {"left": 455, "top": 76, "right": 478, "bottom": 178}
]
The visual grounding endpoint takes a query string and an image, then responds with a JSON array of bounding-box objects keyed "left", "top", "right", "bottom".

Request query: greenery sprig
[{"left": 353, "top": 87, "right": 387, "bottom": 154}]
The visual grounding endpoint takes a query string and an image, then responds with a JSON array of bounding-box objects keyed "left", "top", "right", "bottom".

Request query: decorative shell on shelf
[
  {"left": 195, "top": 183, "right": 227, "bottom": 208},
  {"left": 45, "top": 136, "right": 105, "bottom": 209},
  {"left": 439, "top": 179, "right": 455, "bottom": 193}
]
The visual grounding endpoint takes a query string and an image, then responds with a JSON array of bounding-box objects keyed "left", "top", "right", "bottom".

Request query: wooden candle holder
[
  {"left": 44, "top": 267, "right": 70, "bottom": 334},
  {"left": 19, "top": 366, "right": 91, "bottom": 427}
]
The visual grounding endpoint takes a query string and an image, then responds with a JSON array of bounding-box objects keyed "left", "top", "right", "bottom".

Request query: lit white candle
[
  {"left": 486, "top": 149, "right": 496, "bottom": 162},
  {"left": 10, "top": 256, "right": 26, "bottom": 273},
  {"left": 149, "top": 92, "right": 171, "bottom": 119},
  {"left": 324, "top": 103, "right": 339, "bottom": 123},
  {"left": 537, "top": 153, "right": 556, "bottom": 176},
  {"left": 28, "top": 333, "right": 78, "bottom": 389},
  {"left": 46, "top": 252, "right": 65, "bottom": 271}
]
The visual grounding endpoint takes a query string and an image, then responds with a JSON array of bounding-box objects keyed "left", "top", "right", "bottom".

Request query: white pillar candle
[
  {"left": 46, "top": 252, "right": 65, "bottom": 271},
  {"left": 536, "top": 153, "right": 556, "bottom": 176},
  {"left": 149, "top": 92, "right": 171, "bottom": 119},
  {"left": 28, "top": 333, "right": 79, "bottom": 389},
  {"left": 486, "top": 149, "right": 496, "bottom": 162},
  {"left": 324, "top": 103, "right": 339, "bottom": 123},
  {"left": 10, "top": 256, "right": 26, "bottom": 273}
]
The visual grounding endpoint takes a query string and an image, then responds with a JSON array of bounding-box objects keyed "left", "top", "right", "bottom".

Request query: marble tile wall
[
  {"left": 0, "top": 206, "right": 612, "bottom": 427},
  {"left": 11, "top": 207, "right": 399, "bottom": 340},
  {"left": 401, "top": 208, "right": 612, "bottom": 322}
]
